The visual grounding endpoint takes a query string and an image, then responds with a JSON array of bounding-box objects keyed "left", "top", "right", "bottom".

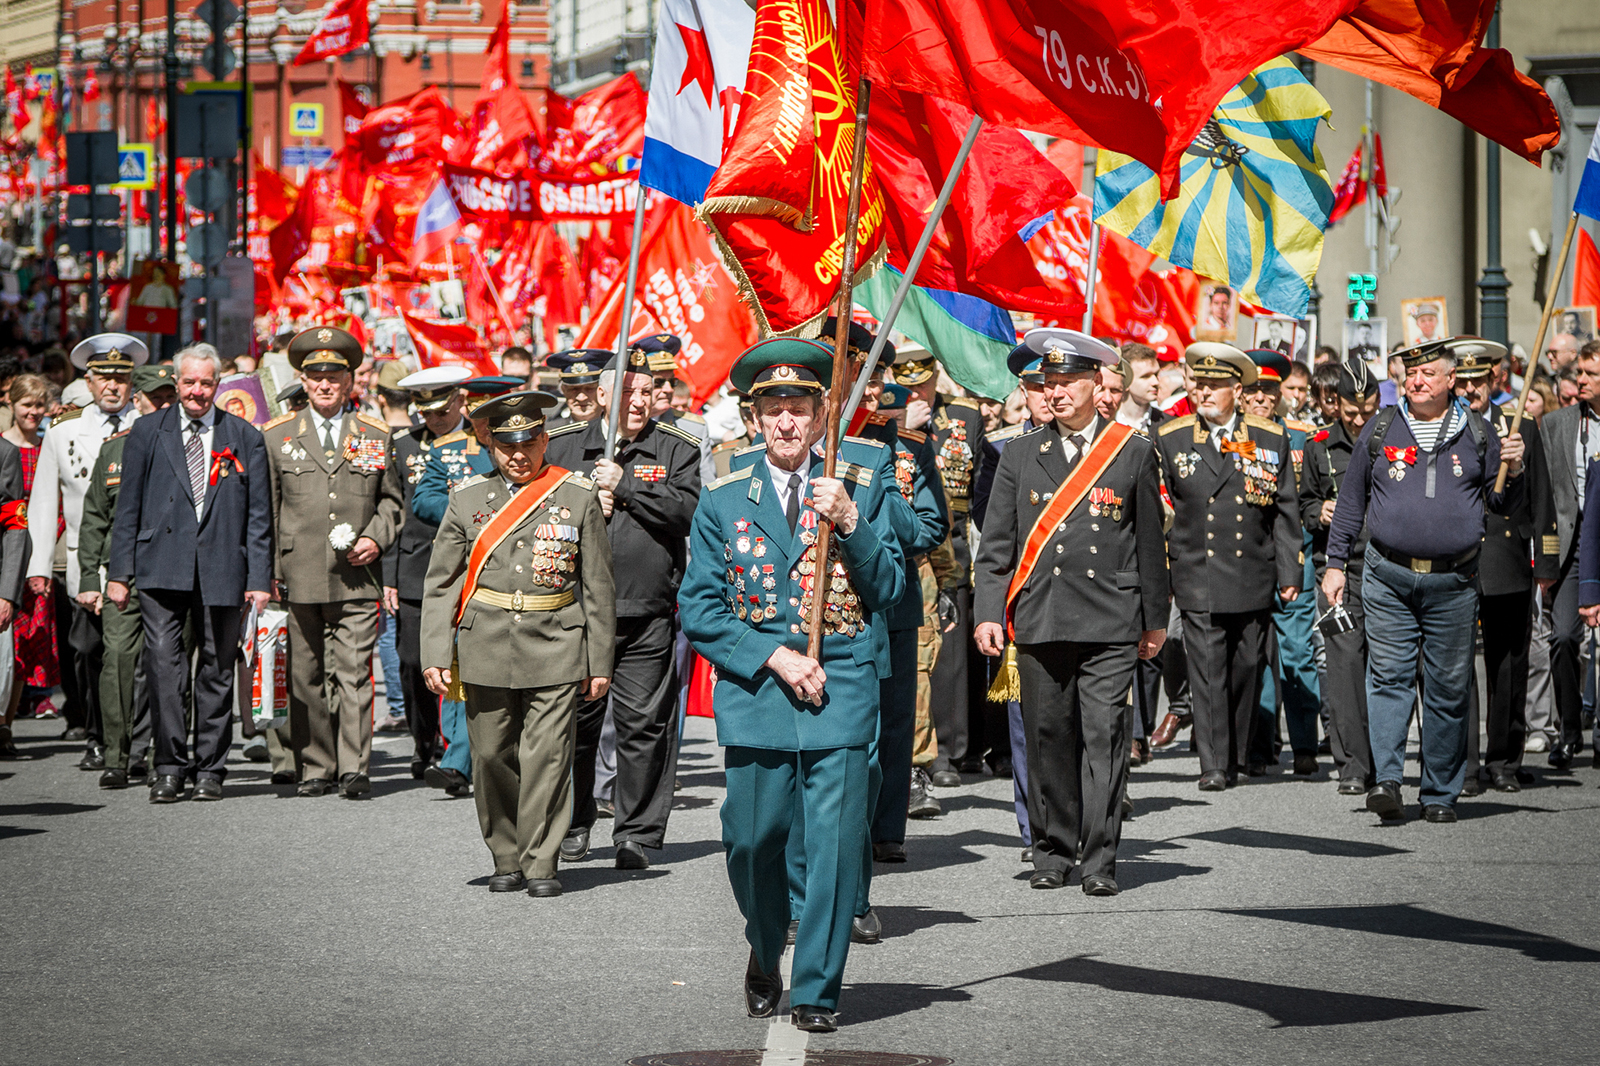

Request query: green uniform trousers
[
  {"left": 99, "top": 588, "right": 145, "bottom": 771},
  {"left": 723, "top": 744, "right": 869, "bottom": 1012},
  {"left": 465, "top": 682, "right": 580, "bottom": 881},
  {"left": 287, "top": 600, "right": 378, "bottom": 782}
]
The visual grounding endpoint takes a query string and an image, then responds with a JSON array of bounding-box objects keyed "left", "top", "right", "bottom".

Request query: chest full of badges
[
  {"left": 1239, "top": 444, "right": 1280, "bottom": 506},
  {"left": 796, "top": 521, "right": 863, "bottom": 638},
  {"left": 724, "top": 519, "right": 782, "bottom": 623},
  {"left": 893, "top": 451, "right": 916, "bottom": 501},
  {"left": 936, "top": 419, "right": 973, "bottom": 500},
  {"left": 528, "top": 520, "right": 579, "bottom": 589},
  {"left": 342, "top": 435, "right": 387, "bottom": 473}
]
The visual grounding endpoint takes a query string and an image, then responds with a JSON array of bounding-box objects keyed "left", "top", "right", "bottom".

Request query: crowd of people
[{"left": 0, "top": 298, "right": 1595, "bottom": 1031}]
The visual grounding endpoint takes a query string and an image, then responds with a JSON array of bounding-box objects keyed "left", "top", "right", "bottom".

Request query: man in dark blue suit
[{"left": 108, "top": 345, "right": 274, "bottom": 803}]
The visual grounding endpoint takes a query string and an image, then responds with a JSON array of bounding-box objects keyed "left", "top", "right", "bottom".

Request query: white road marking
[{"left": 761, "top": 944, "right": 807, "bottom": 1066}]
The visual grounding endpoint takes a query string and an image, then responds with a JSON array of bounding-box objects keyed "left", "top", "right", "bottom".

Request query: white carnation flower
[{"left": 329, "top": 523, "right": 357, "bottom": 551}]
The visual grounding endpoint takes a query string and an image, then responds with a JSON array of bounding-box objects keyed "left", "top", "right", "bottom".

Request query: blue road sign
[{"left": 281, "top": 146, "right": 335, "bottom": 168}]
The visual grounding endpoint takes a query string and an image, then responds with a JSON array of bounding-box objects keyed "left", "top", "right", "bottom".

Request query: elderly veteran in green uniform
[
  {"left": 420, "top": 390, "right": 616, "bottom": 898},
  {"left": 680, "top": 338, "right": 906, "bottom": 1034},
  {"left": 76, "top": 364, "right": 176, "bottom": 788},
  {"left": 1154, "top": 343, "right": 1303, "bottom": 791},
  {"left": 263, "top": 327, "right": 404, "bottom": 799}
]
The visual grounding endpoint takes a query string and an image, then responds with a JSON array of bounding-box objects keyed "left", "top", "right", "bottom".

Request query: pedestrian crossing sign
[
  {"left": 113, "top": 144, "right": 155, "bottom": 190},
  {"left": 290, "top": 103, "right": 324, "bottom": 138}
]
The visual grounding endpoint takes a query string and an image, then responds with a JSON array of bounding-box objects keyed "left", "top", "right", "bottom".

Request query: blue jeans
[
  {"left": 376, "top": 607, "right": 405, "bottom": 720},
  {"left": 1361, "top": 543, "right": 1479, "bottom": 805},
  {"left": 438, "top": 699, "right": 471, "bottom": 778}
]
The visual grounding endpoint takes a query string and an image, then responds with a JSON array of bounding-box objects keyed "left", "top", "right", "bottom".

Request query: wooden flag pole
[
  {"left": 807, "top": 77, "right": 873, "bottom": 663},
  {"left": 1495, "top": 211, "right": 1579, "bottom": 493},
  {"left": 604, "top": 188, "right": 651, "bottom": 459}
]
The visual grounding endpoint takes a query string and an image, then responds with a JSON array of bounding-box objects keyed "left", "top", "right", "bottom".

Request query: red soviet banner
[
  {"left": 294, "top": 0, "right": 371, "bottom": 67},
  {"left": 441, "top": 163, "right": 642, "bottom": 224},
  {"left": 398, "top": 304, "right": 500, "bottom": 377}
]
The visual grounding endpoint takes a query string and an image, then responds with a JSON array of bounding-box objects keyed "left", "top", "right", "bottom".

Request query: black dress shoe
[
  {"left": 786, "top": 919, "right": 799, "bottom": 946},
  {"left": 78, "top": 744, "right": 106, "bottom": 771},
  {"left": 1020, "top": 847, "right": 1033, "bottom": 863},
  {"left": 1292, "top": 754, "right": 1318, "bottom": 776},
  {"left": 148, "top": 774, "right": 183, "bottom": 804},
  {"left": 1121, "top": 793, "right": 1134, "bottom": 819},
  {"left": 791, "top": 1005, "right": 838, "bottom": 1033},
  {"left": 127, "top": 761, "right": 148, "bottom": 781},
  {"left": 989, "top": 756, "right": 1014, "bottom": 778},
  {"left": 98, "top": 768, "right": 129, "bottom": 790},
  {"left": 955, "top": 757, "right": 986, "bottom": 774},
  {"left": 872, "top": 841, "right": 906, "bottom": 863},
  {"left": 1423, "top": 804, "right": 1457, "bottom": 823},
  {"left": 745, "top": 950, "right": 783, "bottom": 1018},
  {"left": 1082, "top": 874, "right": 1119, "bottom": 897},
  {"left": 1366, "top": 781, "right": 1404, "bottom": 820},
  {"left": 270, "top": 770, "right": 297, "bottom": 785},
  {"left": 1247, "top": 761, "right": 1268, "bottom": 777},
  {"left": 595, "top": 798, "right": 615, "bottom": 819},
  {"left": 62, "top": 726, "right": 88, "bottom": 742},
  {"left": 1198, "top": 770, "right": 1228, "bottom": 792},
  {"left": 616, "top": 840, "right": 650, "bottom": 869},
  {"left": 297, "top": 778, "right": 334, "bottom": 797},
  {"left": 1490, "top": 770, "right": 1521, "bottom": 793},
  {"left": 339, "top": 773, "right": 371, "bottom": 799},
  {"left": 487, "top": 871, "right": 527, "bottom": 892},
  {"left": 410, "top": 757, "right": 428, "bottom": 780},
  {"left": 1029, "top": 868, "right": 1065, "bottom": 890},
  {"left": 527, "top": 878, "right": 562, "bottom": 897},
  {"left": 560, "top": 827, "right": 590, "bottom": 862},
  {"left": 1336, "top": 779, "right": 1367, "bottom": 796},
  {"left": 930, "top": 769, "right": 961, "bottom": 788},
  {"left": 192, "top": 778, "right": 223, "bottom": 802},
  {"left": 1460, "top": 774, "right": 1484, "bottom": 797},
  {"left": 851, "top": 909, "right": 881, "bottom": 944},
  {"left": 1548, "top": 742, "right": 1572, "bottom": 769},
  {"left": 424, "top": 765, "right": 472, "bottom": 796}
]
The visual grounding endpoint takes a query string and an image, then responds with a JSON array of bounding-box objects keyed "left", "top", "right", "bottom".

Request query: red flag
[
  {"left": 465, "top": 0, "right": 537, "bottom": 170},
  {"left": 699, "top": 0, "right": 887, "bottom": 336},
  {"left": 531, "top": 224, "right": 584, "bottom": 350},
  {"left": 337, "top": 79, "right": 370, "bottom": 140},
  {"left": 1301, "top": 0, "right": 1558, "bottom": 164},
  {"left": 579, "top": 221, "right": 632, "bottom": 307},
  {"left": 145, "top": 97, "right": 165, "bottom": 142},
  {"left": 536, "top": 74, "right": 647, "bottom": 178},
  {"left": 1574, "top": 228, "right": 1600, "bottom": 321},
  {"left": 862, "top": 0, "right": 1353, "bottom": 198},
  {"left": 1328, "top": 142, "right": 1364, "bottom": 225},
  {"left": 294, "top": 0, "right": 371, "bottom": 66},
  {"left": 1371, "top": 132, "right": 1388, "bottom": 200},
  {"left": 577, "top": 200, "right": 759, "bottom": 407},
  {"left": 398, "top": 304, "right": 500, "bottom": 377},
  {"left": 347, "top": 87, "right": 463, "bottom": 172}
]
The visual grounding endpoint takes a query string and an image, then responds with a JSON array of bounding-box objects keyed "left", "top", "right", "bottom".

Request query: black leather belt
[{"left": 1371, "top": 541, "right": 1479, "bottom": 575}]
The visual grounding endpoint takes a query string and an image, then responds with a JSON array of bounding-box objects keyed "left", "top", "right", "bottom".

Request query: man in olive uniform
[
  {"left": 420, "top": 390, "right": 616, "bottom": 898},
  {"left": 895, "top": 349, "right": 997, "bottom": 782},
  {"left": 545, "top": 347, "right": 702, "bottom": 869},
  {"left": 75, "top": 364, "right": 175, "bottom": 788},
  {"left": 1451, "top": 337, "right": 1559, "bottom": 793},
  {"left": 974, "top": 330, "right": 1170, "bottom": 895},
  {"left": 1300, "top": 357, "right": 1381, "bottom": 794},
  {"left": 263, "top": 327, "right": 403, "bottom": 799},
  {"left": 1154, "top": 343, "right": 1303, "bottom": 790},
  {"left": 386, "top": 366, "right": 471, "bottom": 783},
  {"left": 679, "top": 338, "right": 906, "bottom": 1033}
]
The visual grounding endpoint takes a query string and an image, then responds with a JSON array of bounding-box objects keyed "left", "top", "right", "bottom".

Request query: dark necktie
[
  {"left": 106, "top": 414, "right": 121, "bottom": 435},
  {"left": 1068, "top": 432, "right": 1086, "bottom": 462},
  {"left": 786, "top": 473, "right": 801, "bottom": 533},
  {"left": 321, "top": 418, "right": 337, "bottom": 457},
  {"left": 185, "top": 419, "right": 206, "bottom": 503}
]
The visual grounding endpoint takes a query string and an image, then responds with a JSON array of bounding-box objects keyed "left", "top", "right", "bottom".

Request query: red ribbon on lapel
[
  {"left": 0, "top": 499, "right": 26, "bottom": 530},
  {"left": 209, "top": 447, "right": 243, "bottom": 485},
  {"left": 1383, "top": 445, "right": 1418, "bottom": 465}
]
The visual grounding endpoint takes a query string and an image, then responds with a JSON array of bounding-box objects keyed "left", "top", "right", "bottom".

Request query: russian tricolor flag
[
  {"left": 410, "top": 177, "right": 464, "bottom": 267},
  {"left": 639, "top": 0, "right": 756, "bottom": 208},
  {"left": 1578, "top": 126, "right": 1600, "bottom": 223}
]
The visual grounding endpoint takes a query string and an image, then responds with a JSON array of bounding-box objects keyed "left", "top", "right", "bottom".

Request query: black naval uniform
[
  {"left": 1155, "top": 413, "right": 1303, "bottom": 780},
  {"left": 1469, "top": 403, "right": 1559, "bottom": 782},
  {"left": 384, "top": 420, "right": 460, "bottom": 776},
  {"left": 975, "top": 416, "right": 1168, "bottom": 880},
  {"left": 1300, "top": 421, "right": 1375, "bottom": 787},
  {"left": 544, "top": 415, "right": 702, "bottom": 851},
  {"left": 927, "top": 396, "right": 999, "bottom": 773}
]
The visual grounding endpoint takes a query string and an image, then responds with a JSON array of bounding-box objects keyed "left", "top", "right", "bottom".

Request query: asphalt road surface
[{"left": 4, "top": 714, "right": 1598, "bottom": 1066}]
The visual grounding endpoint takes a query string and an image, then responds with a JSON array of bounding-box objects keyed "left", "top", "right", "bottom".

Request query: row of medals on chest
[
  {"left": 724, "top": 528, "right": 862, "bottom": 635},
  {"left": 521, "top": 510, "right": 579, "bottom": 589}
]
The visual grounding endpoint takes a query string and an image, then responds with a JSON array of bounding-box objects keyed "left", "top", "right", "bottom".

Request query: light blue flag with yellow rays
[{"left": 1093, "top": 58, "right": 1333, "bottom": 319}]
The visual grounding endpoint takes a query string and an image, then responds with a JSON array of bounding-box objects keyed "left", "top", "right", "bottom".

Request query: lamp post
[{"left": 1476, "top": 5, "right": 1510, "bottom": 346}]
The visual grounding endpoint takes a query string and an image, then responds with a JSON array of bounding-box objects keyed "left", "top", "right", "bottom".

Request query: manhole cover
[{"left": 627, "top": 1054, "right": 952, "bottom": 1066}]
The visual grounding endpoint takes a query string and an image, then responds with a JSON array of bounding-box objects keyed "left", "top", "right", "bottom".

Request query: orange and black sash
[
  {"left": 456, "top": 464, "right": 571, "bottom": 624},
  {"left": 1003, "top": 423, "right": 1134, "bottom": 639}
]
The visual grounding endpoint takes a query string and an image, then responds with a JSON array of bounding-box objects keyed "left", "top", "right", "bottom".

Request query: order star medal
[{"left": 736, "top": 536, "right": 751, "bottom": 554}]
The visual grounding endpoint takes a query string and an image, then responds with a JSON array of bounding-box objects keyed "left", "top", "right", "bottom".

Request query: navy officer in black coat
[
  {"left": 974, "top": 329, "right": 1169, "bottom": 895},
  {"left": 108, "top": 344, "right": 274, "bottom": 803}
]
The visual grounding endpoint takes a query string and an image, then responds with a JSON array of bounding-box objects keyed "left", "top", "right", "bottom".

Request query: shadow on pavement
[
  {"left": 875, "top": 905, "right": 981, "bottom": 939},
  {"left": 1221, "top": 904, "right": 1600, "bottom": 963},
  {"left": 841, "top": 982, "right": 976, "bottom": 1026},
  {"left": 959, "top": 955, "right": 1478, "bottom": 1027},
  {"left": 1129, "top": 796, "right": 1212, "bottom": 817},
  {"left": 0, "top": 826, "right": 48, "bottom": 840},
  {"left": 883, "top": 829, "right": 1025, "bottom": 874},
  {"left": 0, "top": 801, "right": 105, "bottom": 817},
  {"left": 1114, "top": 860, "right": 1212, "bottom": 890},
  {"left": 934, "top": 793, "right": 1016, "bottom": 815},
  {"left": 1183, "top": 827, "right": 1411, "bottom": 858}
]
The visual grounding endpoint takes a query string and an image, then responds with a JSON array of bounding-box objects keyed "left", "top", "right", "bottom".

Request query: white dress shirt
[
  {"left": 1203, "top": 411, "right": 1240, "bottom": 451},
  {"left": 765, "top": 454, "right": 807, "bottom": 520},
  {"left": 310, "top": 409, "right": 346, "bottom": 455},
  {"left": 1058, "top": 415, "right": 1102, "bottom": 464}
]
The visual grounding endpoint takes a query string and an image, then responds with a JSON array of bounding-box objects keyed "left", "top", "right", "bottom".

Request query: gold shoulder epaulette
[
  {"left": 434, "top": 429, "right": 470, "bottom": 447},
  {"left": 734, "top": 442, "right": 767, "bottom": 457},
  {"left": 464, "top": 437, "right": 480, "bottom": 454},
  {"left": 838, "top": 461, "right": 874, "bottom": 487},
  {"left": 709, "top": 466, "right": 755, "bottom": 490},
  {"left": 679, "top": 412, "right": 705, "bottom": 425},
  {"left": 843, "top": 434, "right": 886, "bottom": 450},
  {"left": 712, "top": 439, "right": 743, "bottom": 454},
  {"left": 948, "top": 396, "right": 982, "bottom": 411},
  {"left": 656, "top": 420, "right": 702, "bottom": 445},
  {"left": 989, "top": 423, "right": 1025, "bottom": 442},
  {"left": 262, "top": 412, "right": 296, "bottom": 431},
  {"left": 1286, "top": 418, "right": 1315, "bottom": 433},
  {"left": 898, "top": 427, "right": 928, "bottom": 445},
  {"left": 453, "top": 474, "right": 489, "bottom": 493},
  {"left": 1244, "top": 414, "right": 1285, "bottom": 435},
  {"left": 549, "top": 420, "right": 589, "bottom": 438},
  {"left": 568, "top": 473, "right": 596, "bottom": 490},
  {"left": 1158, "top": 414, "right": 1197, "bottom": 436},
  {"left": 357, "top": 412, "right": 391, "bottom": 433},
  {"left": 52, "top": 407, "right": 85, "bottom": 424}
]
